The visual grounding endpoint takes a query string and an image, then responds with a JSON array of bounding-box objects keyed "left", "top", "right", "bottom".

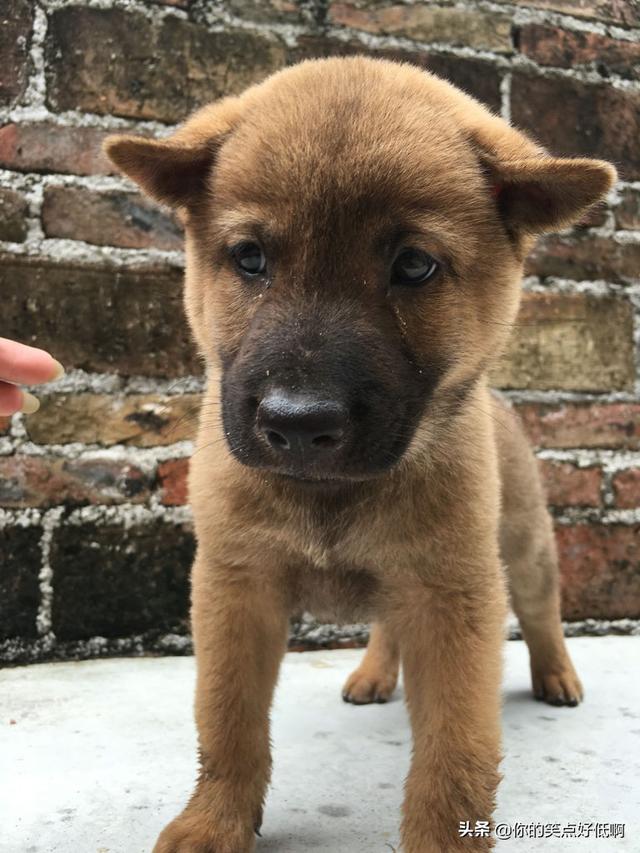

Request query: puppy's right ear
[
  {"left": 104, "top": 136, "right": 215, "bottom": 208},
  {"left": 104, "top": 98, "right": 242, "bottom": 208}
]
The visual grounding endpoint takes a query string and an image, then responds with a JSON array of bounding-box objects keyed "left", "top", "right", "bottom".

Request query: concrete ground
[{"left": 1, "top": 638, "right": 639, "bottom": 853}]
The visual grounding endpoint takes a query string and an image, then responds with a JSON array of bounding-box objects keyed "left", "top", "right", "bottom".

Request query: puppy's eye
[
  {"left": 392, "top": 248, "right": 439, "bottom": 286},
  {"left": 231, "top": 242, "right": 266, "bottom": 277}
]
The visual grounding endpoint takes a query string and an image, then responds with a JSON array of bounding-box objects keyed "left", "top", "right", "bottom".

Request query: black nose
[{"left": 257, "top": 390, "right": 347, "bottom": 458}]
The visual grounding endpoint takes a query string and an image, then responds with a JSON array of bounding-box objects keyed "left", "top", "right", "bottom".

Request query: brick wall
[{"left": 1, "top": 0, "right": 639, "bottom": 664}]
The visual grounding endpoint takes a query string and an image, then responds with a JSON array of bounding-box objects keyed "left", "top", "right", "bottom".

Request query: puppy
[{"left": 106, "top": 57, "right": 615, "bottom": 852}]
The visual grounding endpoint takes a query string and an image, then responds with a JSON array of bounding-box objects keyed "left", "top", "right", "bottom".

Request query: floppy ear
[
  {"left": 104, "top": 98, "right": 242, "bottom": 208},
  {"left": 482, "top": 155, "right": 617, "bottom": 235},
  {"left": 104, "top": 136, "right": 217, "bottom": 208}
]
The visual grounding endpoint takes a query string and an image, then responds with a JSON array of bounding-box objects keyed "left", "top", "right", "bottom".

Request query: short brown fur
[{"left": 106, "top": 58, "right": 615, "bottom": 851}]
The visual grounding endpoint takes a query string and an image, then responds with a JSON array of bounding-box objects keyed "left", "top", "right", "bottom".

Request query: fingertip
[{"left": 20, "top": 391, "right": 40, "bottom": 415}]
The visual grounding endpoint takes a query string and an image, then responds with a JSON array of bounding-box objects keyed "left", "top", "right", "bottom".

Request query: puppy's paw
[
  {"left": 342, "top": 666, "right": 397, "bottom": 705},
  {"left": 532, "top": 662, "right": 583, "bottom": 707},
  {"left": 153, "top": 811, "right": 257, "bottom": 853}
]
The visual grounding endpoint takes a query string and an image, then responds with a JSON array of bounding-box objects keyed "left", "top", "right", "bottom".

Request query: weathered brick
[
  {"left": 226, "top": 0, "right": 306, "bottom": 24},
  {"left": 158, "top": 458, "right": 190, "bottom": 505},
  {"left": 511, "top": 74, "right": 640, "bottom": 179},
  {"left": 497, "top": 0, "right": 638, "bottom": 27},
  {"left": 516, "top": 403, "right": 640, "bottom": 451},
  {"left": 42, "top": 186, "right": 183, "bottom": 251},
  {"left": 0, "top": 0, "right": 33, "bottom": 106},
  {"left": 0, "top": 525, "right": 41, "bottom": 639},
  {"left": 0, "top": 256, "right": 199, "bottom": 378},
  {"left": 51, "top": 520, "right": 194, "bottom": 639},
  {"left": 328, "top": 2, "right": 512, "bottom": 52},
  {"left": 290, "top": 38, "right": 502, "bottom": 112},
  {"left": 45, "top": 8, "right": 286, "bottom": 123},
  {"left": 25, "top": 394, "right": 201, "bottom": 447},
  {"left": 0, "top": 123, "right": 116, "bottom": 176},
  {"left": 0, "top": 456, "right": 151, "bottom": 508},
  {"left": 526, "top": 233, "right": 640, "bottom": 284},
  {"left": 575, "top": 202, "right": 609, "bottom": 229},
  {"left": 539, "top": 459, "right": 602, "bottom": 507},
  {"left": 0, "top": 188, "right": 28, "bottom": 242},
  {"left": 558, "top": 524, "right": 640, "bottom": 620},
  {"left": 492, "top": 292, "right": 635, "bottom": 392},
  {"left": 616, "top": 188, "right": 640, "bottom": 230},
  {"left": 517, "top": 24, "right": 640, "bottom": 80},
  {"left": 612, "top": 469, "right": 640, "bottom": 509}
]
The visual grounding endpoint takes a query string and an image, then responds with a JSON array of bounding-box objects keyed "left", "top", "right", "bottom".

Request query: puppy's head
[{"left": 106, "top": 58, "right": 615, "bottom": 484}]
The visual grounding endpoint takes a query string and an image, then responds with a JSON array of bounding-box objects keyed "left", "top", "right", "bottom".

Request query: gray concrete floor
[{"left": 1, "top": 638, "right": 639, "bottom": 852}]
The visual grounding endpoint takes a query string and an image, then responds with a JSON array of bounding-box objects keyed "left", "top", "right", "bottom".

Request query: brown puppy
[{"left": 106, "top": 58, "right": 615, "bottom": 852}]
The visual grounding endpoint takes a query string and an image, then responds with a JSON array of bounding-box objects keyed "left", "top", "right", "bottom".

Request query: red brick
[
  {"left": 526, "top": 233, "right": 640, "bottom": 284},
  {"left": 492, "top": 292, "right": 635, "bottom": 392},
  {"left": 0, "top": 123, "right": 116, "bottom": 176},
  {"left": 328, "top": 3, "right": 512, "bottom": 52},
  {"left": 0, "top": 188, "right": 28, "bottom": 242},
  {"left": 616, "top": 189, "right": 640, "bottom": 230},
  {"left": 45, "top": 8, "right": 286, "bottom": 123},
  {"left": 558, "top": 524, "right": 640, "bottom": 619},
  {"left": 0, "top": 255, "right": 199, "bottom": 378},
  {"left": 511, "top": 73, "right": 640, "bottom": 180},
  {"left": 612, "top": 469, "right": 640, "bottom": 509},
  {"left": 290, "top": 38, "right": 502, "bottom": 112},
  {"left": 539, "top": 459, "right": 602, "bottom": 507},
  {"left": 0, "top": 0, "right": 33, "bottom": 106},
  {"left": 158, "top": 458, "right": 189, "bottom": 505},
  {"left": 516, "top": 403, "right": 640, "bottom": 450},
  {"left": 0, "top": 416, "right": 11, "bottom": 435},
  {"left": 42, "top": 186, "right": 183, "bottom": 251},
  {"left": 517, "top": 24, "right": 640, "bottom": 80},
  {"left": 0, "top": 456, "right": 151, "bottom": 508},
  {"left": 498, "top": 0, "right": 639, "bottom": 27}
]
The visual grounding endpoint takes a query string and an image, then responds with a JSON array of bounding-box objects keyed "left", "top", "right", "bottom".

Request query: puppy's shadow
[{"left": 502, "top": 687, "right": 535, "bottom": 706}]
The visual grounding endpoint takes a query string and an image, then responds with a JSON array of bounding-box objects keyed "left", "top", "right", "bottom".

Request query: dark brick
[
  {"left": 0, "top": 0, "right": 33, "bottom": 106},
  {"left": 558, "top": 524, "right": 640, "bottom": 620},
  {"left": 0, "top": 255, "right": 199, "bottom": 378},
  {"left": 517, "top": 25, "right": 640, "bottom": 80},
  {"left": 526, "top": 233, "right": 640, "bottom": 284},
  {"left": 0, "top": 188, "right": 28, "bottom": 242},
  {"left": 511, "top": 73, "right": 640, "bottom": 180},
  {"left": 45, "top": 8, "right": 286, "bottom": 123},
  {"left": 516, "top": 402, "right": 640, "bottom": 450},
  {"left": 42, "top": 186, "right": 183, "bottom": 251},
  {"left": 290, "top": 37, "right": 502, "bottom": 112},
  {"left": 0, "top": 456, "right": 152, "bottom": 508},
  {"left": 616, "top": 188, "right": 640, "bottom": 230},
  {"left": 0, "top": 123, "right": 116, "bottom": 176},
  {"left": 0, "top": 525, "right": 41, "bottom": 639},
  {"left": 51, "top": 520, "right": 194, "bottom": 639}
]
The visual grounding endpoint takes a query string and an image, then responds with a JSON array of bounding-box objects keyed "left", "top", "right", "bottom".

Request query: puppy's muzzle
[{"left": 256, "top": 389, "right": 347, "bottom": 465}]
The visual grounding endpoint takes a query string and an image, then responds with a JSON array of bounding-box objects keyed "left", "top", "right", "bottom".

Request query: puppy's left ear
[{"left": 482, "top": 154, "right": 617, "bottom": 235}]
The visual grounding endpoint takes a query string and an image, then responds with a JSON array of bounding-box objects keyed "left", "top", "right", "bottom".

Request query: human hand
[{"left": 0, "top": 337, "right": 64, "bottom": 416}]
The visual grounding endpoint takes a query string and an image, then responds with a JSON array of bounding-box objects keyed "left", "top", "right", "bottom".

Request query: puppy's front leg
[
  {"left": 398, "top": 569, "right": 506, "bottom": 853},
  {"left": 154, "top": 554, "right": 289, "bottom": 853}
]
